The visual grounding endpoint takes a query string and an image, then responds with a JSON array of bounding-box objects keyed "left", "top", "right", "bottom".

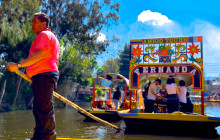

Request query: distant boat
[
  {"left": 205, "top": 92, "right": 220, "bottom": 102},
  {"left": 78, "top": 73, "right": 134, "bottom": 122}
]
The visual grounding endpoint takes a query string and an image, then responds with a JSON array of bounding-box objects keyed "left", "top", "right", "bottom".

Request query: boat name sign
[{"left": 130, "top": 64, "right": 203, "bottom": 90}]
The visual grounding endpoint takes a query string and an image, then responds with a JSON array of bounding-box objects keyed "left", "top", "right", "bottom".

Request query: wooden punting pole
[{"left": 14, "top": 70, "right": 121, "bottom": 131}]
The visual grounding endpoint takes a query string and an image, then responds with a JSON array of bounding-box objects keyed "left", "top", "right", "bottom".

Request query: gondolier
[{"left": 7, "top": 12, "right": 60, "bottom": 140}]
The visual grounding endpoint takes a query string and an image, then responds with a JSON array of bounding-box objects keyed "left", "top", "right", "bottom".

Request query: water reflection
[
  {"left": 0, "top": 102, "right": 220, "bottom": 139},
  {"left": 205, "top": 102, "right": 220, "bottom": 117}
]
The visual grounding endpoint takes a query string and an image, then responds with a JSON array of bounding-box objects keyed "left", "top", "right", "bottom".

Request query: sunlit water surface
[{"left": 0, "top": 102, "right": 220, "bottom": 140}]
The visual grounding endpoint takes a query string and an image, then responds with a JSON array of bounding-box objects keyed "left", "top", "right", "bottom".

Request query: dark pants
[
  {"left": 167, "top": 94, "right": 180, "bottom": 113},
  {"left": 31, "top": 72, "right": 58, "bottom": 140},
  {"left": 180, "top": 102, "right": 186, "bottom": 113},
  {"left": 144, "top": 99, "right": 155, "bottom": 113}
]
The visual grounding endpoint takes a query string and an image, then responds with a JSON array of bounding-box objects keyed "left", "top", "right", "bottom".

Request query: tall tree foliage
[
  {"left": 58, "top": 40, "right": 97, "bottom": 87},
  {"left": 101, "top": 57, "right": 119, "bottom": 74},
  {"left": 39, "top": 0, "right": 120, "bottom": 95},
  {"left": 40, "top": 0, "right": 120, "bottom": 55},
  {"left": 0, "top": 0, "right": 40, "bottom": 107},
  {"left": 0, "top": 0, "right": 120, "bottom": 108},
  {"left": 118, "top": 44, "right": 130, "bottom": 78}
]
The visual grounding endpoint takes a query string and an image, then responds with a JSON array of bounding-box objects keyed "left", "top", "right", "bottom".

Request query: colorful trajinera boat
[
  {"left": 119, "top": 36, "right": 220, "bottom": 137},
  {"left": 78, "top": 73, "right": 131, "bottom": 122}
]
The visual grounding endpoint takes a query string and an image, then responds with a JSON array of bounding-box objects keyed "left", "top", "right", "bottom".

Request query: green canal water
[{"left": 0, "top": 102, "right": 220, "bottom": 140}]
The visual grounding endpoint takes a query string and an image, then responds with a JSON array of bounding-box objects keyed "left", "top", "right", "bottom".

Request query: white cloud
[
  {"left": 182, "top": 20, "right": 220, "bottom": 76},
  {"left": 138, "top": 10, "right": 172, "bottom": 26},
  {"left": 196, "top": 23, "right": 220, "bottom": 50},
  {"left": 97, "top": 33, "right": 106, "bottom": 42},
  {"left": 191, "top": 20, "right": 220, "bottom": 61}
]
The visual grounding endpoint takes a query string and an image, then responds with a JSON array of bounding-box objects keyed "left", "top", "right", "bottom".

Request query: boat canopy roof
[{"left": 93, "top": 73, "right": 129, "bottom": 88}]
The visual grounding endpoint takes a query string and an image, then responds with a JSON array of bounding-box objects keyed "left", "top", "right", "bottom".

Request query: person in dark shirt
[
  {"left": 186, "top": 92, "right": 193, "bottom": 113},
  {"left": 112, "top": 87, "right": 121, "bottom": 110}
]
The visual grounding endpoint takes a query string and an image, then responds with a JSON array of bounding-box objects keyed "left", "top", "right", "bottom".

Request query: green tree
[
  {"left": 47, "top": 0, "right": 120, "bottom": 105},
  {"left": 216, "top": 77, "right": 220, "bottom": 82},
  {"left": 56, "top": 40, "right": 98, "bottom": 106},
  {"left": 95, "top": 86, "right": 105, "bottom": 97},
  {"left": 40, "top": 0, "right": 120, "bottom": 101},
  {"left": 40, "top": 0, "right": 120, "bottom": 55},
  {"left": 102, "top": 57, "right": 120, "bottom": 73},
  {"left": 59, "top": 40, "right": 97, "bottom": 86},
  {"left": 0, "top": 0, "right": 40, "bottom": 108},
  {"left": 96, "top": 66, "right": 104, "bottom": 75},
  {"left": 118, "top": 44, "right": 130, "bottom": 78},
  {"left": 0, "top": 0, "right": 120, "bottom": 109}
]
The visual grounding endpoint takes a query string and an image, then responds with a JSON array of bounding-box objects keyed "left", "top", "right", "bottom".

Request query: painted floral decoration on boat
[
  {"left": 154, "top": 50, "right": 162, "bottom": 55},
  {"left": 131, "top": 45, "right": 143, "bottom": 58},
  {"left": 159, "top": 45, "right": 166, "bottom": 50},
  {"left": 187, "top": 43, "right": 201, "bottom": 56},
  {"left": 168, "top": 49, "right": 174, "bottom": 55},
  {"left": 161, "top": 49, "right": 169, "bottom": 56},
  {"left": 160, "top": 56, "right": 171, "bottom": 63},
  {"left": 157, "top": 44, "right": 173, "bottom": 56},
  {"left": 129, "top": 36, "right": 203, "bottom": 69},
  {"left": 166, "top": 44, "right": 172, "bottom": 50}
]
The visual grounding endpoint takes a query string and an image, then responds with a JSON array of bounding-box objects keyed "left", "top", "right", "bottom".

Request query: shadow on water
[{"left": 0, "top": 101, "right": 220, "bottom": 139}]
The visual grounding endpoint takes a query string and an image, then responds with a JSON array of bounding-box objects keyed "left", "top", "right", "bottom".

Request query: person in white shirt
[
  {"left": 166, "top": 76, "right": 180, "bottom": 113},
  {"left": 179, "top": 80, "right": 187, "bottom": 112},
  {"left": 145, "top": 79, "right": 161, "bottom": 113}
]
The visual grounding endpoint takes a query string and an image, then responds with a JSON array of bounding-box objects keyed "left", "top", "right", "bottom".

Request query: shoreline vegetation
[
  {"left": 0, "top": 1, "right": 219, "bottom": 114},
  {"left": 0, "top": 1, "right": 120, "bottom": 113}
]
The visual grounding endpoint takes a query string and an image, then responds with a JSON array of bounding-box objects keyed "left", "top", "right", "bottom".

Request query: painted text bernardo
[{"left": 133, "top": 66, "right": 197, "bottom": 76}]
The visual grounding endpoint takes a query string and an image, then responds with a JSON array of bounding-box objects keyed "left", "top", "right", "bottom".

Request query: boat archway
[{"left": 129, "top": 63, "right": 204, "bottom": 91}]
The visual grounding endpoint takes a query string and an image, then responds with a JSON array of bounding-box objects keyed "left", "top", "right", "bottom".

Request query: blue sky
[{"left": 96, "top": 0, "right": 220, "bottom": 77}]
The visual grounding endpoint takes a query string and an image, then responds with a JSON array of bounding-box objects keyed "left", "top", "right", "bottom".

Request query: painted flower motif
[
  {"left": 149, "top": 45, "right": 154, "bottom": 49},
  {"left": 154, "top": 50, "right": 162, "bottom": 55},
  {"left": 131, "top": 45, "right": 144, "bottom": 57},
  {"left": 189, "top": 55, "right": 196, "bottom": 62},
  {"left": 195, "top": 57, "right": 203, "bottom": 63},
  {"left": 187, "top": 43, "right": 201, "bottom": 56},
  {"left": 168, "top": 49, "right": 174, "bottom": 56},
  {"left": 177, "top": 44, "right": 181, "bottom": 47},
  {"left": 161, "top": 49, "right": 168, "bottom": 56},
  {"left": 166, "top": 44, "right": 172, "bottom": 50},
  {"left": 130, "top": 58, "right": 137, "bottom": 64},
  {"left": 159, "top": 45, "right": 166, "bottom": 50},
  {"left": 159, "top": 56, "right": 171, "bottom": 63},
  {"left": 130, "top": 57, "right": 142, "bottom": 64}
]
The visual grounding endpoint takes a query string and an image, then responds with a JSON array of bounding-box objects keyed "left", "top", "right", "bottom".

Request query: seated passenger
[
  {"left": 179, "top": 80, "right": 187, "bottom": 113},
  {"left": 97, "top": 103, "right": 105, "bottom": 109},
  {"left": 156, "top": 84, "right": 168, "bottom": 105},
  {"left": 112, "top": 87, "right": 121, "bottom": 110},
  {"left": 186, "top": 92, "right": 193, "bottom": 113}
]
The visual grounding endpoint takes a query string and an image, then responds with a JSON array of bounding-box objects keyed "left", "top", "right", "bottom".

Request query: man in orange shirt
[{"left": 7, "top": 13, "right": 60, "bottom": 140}]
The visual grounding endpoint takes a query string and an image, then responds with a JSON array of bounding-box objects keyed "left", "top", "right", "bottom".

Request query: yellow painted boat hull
[
  {"left": 120, "top": 112, "right": 220, "bottom": 137},
  {"left": 78, "top": 109, "right": 129, "bottom": 122}
]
